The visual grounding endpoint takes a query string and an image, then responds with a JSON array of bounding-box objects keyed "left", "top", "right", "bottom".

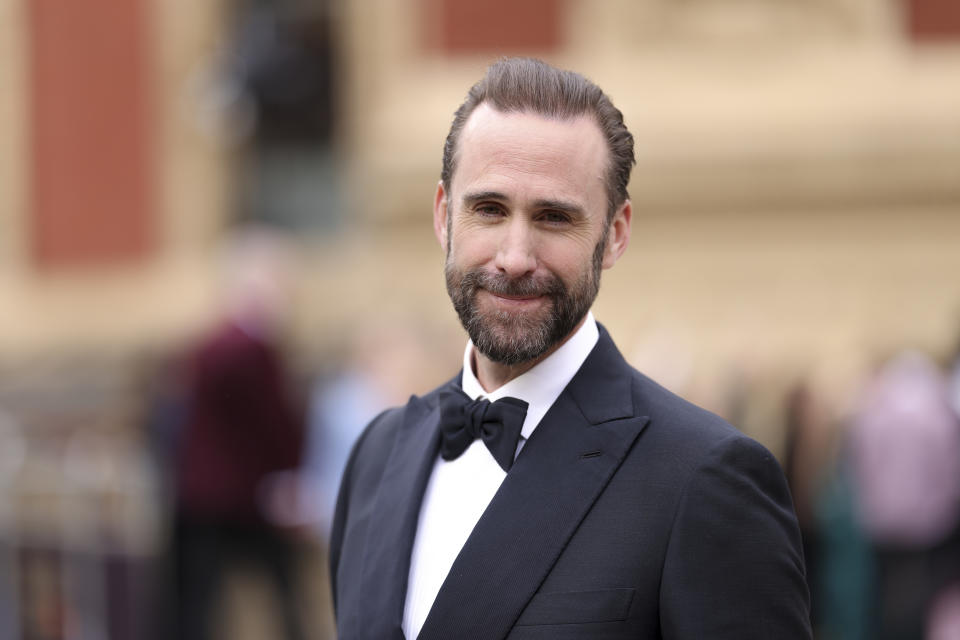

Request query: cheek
[
  {"left": 540, "top": 238, "right": 596, "bottom": 279},
  {"left": 450, "top": 229, "right": 497, "bottom": 266}
]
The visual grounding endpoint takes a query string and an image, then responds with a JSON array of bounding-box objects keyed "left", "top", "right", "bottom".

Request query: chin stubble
[{"left": 445, "top": 237, "right": 605, "bottom": 366}]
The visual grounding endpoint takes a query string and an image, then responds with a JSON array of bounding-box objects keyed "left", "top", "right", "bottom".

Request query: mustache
[{"left": 460, "top": 269, "right": 566, "bottom": 298}]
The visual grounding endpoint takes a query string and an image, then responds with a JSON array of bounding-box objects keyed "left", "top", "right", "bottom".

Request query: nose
[{"left": 494, "top": 218, "right": 537, "bottom": 278}]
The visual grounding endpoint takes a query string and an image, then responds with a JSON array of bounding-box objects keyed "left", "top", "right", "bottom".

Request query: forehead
[{"left": 451, "top": 104, "right": 608, "bottom": 209}]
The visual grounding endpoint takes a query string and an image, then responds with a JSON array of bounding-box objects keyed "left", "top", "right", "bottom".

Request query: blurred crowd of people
[
  {"left": 149, "top": 258, "right": 960, "bottom": 640},
  {"left": 784, "top": 346, "right": 960, "bottom": 640},
  {"left": 1, "top": 230, "right": 959, "bottom": 640}
]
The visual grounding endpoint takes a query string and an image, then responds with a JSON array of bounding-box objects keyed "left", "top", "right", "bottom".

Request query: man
[
  {"left": 330, "top": 58, "right": 811, "bottom": 639},
  {"left": 175, "top": 229, "right": 305, "bottom": 640}
]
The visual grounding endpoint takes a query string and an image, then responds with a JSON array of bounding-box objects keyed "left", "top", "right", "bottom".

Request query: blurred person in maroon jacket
[{"left": 174, "top": 228, "right": 305, "bottom": 640}]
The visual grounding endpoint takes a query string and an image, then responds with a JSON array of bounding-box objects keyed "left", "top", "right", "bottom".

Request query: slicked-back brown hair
[{"left": 441, "top": 57, "right": 635, "bottom": 222}]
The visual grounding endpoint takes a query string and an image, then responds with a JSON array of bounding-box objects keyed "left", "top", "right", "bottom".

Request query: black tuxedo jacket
[{"left": 330, "top": 327, "right": 811, "bottom": 639}]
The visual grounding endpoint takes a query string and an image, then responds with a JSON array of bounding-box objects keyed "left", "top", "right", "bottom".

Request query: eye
[
  {"left": 475, "top": 203, "right": 505, "bottom": 217},
  {"left": 540, "top": 210, "right": 571, "bottom": 225}
]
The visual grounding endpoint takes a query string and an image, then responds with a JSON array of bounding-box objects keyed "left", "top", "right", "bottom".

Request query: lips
[
  {"left": 490, "top": 292, "right": 542, "bottom": 302},
  {"left": 482, "top": 290, "right": 547, "bottom": 310}
]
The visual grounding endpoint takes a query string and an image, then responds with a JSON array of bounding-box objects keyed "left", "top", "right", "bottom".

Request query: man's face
[{"left": 435, "top": 104, "right": 631, "bottom": 366}]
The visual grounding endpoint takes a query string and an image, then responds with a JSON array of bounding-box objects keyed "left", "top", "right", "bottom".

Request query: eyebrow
[
  {"left": 461, "top": 190, "right": 508, "bottom": 207},
  {"left": 461, "top": 191, "right": 586, "bottom": 218},
  {"left": 531, "top": 198, "right": 586, "bottom": 218}
]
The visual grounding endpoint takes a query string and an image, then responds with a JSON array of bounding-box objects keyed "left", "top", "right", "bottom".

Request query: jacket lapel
[
  {"left": 417, "top": 330, "right": 649, "bottom": 640},
  {"left": 354, "top": 385, "right": 450, "bottom": 640}
]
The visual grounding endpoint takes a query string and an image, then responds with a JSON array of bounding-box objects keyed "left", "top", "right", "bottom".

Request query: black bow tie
[{"left": 437, "top": 388, "right": 529, "bottom": 472}]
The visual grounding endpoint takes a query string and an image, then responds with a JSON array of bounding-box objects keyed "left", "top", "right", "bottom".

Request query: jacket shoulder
[
  {"left": 344, "top": 376, "right": 453, "bottom": 477},
  {"left": 622, "top": 370, "right": 811, "bottom": 637},
  {"left": 627, "top": 366, "right": 776, "bottom": 472}
]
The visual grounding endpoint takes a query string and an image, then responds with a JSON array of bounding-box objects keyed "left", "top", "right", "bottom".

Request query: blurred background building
[{"left": 1, "top": 0, "right": 959, "bottom": 638}]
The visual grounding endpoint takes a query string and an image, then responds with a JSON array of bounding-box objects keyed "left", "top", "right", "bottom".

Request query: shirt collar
[{"left": 460, "top": 311, "right": 599, "bottom": 440}]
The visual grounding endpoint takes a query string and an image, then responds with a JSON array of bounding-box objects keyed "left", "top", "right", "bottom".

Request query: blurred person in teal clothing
[{"left": 818, "top": 351, "right": 960, "bottom": 640}]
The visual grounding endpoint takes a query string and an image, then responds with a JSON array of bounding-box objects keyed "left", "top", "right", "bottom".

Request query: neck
[{"left": 472, "top": 317, "right": 586, "bottom": 392}]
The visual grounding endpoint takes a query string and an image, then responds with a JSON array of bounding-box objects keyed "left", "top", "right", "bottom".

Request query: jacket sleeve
[
  {"left": 659, "top": 434, "right": 812, "bottom": 639},
  {"left": 328, "top": 408, "right": 389, "bottom": 616}
]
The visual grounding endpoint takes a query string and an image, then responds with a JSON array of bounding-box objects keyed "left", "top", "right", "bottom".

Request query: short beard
[{"left": 445, "top": 237, "right": 606, "bottom": 366}]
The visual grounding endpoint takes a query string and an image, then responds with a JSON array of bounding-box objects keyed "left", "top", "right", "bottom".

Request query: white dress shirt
[{"left": 402, "top": 313, "right": 600, "bottom": 639}]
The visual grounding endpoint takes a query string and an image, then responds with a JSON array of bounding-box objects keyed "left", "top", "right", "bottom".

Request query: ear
[
  {"left": 602, "top": 199, "right": 632, "bottom": 270},
  {"left": 433, "top": 181, "right": 449, "bottom": 253}
]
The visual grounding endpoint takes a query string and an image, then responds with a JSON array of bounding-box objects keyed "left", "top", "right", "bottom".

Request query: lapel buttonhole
[{"left": 580, "top": 450, "right": 602, "bottom": 459}]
